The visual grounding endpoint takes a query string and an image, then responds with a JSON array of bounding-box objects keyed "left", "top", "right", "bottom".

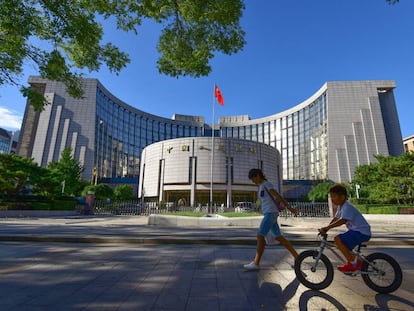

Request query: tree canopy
[
  {"left": 0, "top": 153, "right": 47, "bottom": 197},
  {"left": 0, "top": 0, "right": 245, "bottom": 110},
  {"left": 0, "top": 148, "right": 84, "bottom": 198},
  {"left": 307, "top": 181, "right": 335, "bottom": 202},
  {"left": 114, "top": 184, "right": 134, "bottom": 200},
  {"left": 82, "top": 184, "right": 113, "bottom": 200},
  {"left": 352, "top": 152, "right": 414, "bottom": 204},
  {"left": 47, "top": 147, "right": 84, "bottom": 196}
]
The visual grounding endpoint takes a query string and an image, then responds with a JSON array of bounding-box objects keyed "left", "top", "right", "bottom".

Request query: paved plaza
[{"left": 0, "top": 215, "right": 413, "bottom": 310}]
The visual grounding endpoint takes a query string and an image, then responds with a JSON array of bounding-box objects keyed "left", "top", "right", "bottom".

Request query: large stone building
[
  {"left": 17, "top": 77, "right": 404, "bottom": 201},
  {"left": 139, "top": 137, "right": 282, "bottom": 207}
]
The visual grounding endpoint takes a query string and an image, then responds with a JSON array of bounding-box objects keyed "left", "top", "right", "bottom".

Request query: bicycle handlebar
[{"left": 318, "top": 228, "right": 328, "bottom": 238}]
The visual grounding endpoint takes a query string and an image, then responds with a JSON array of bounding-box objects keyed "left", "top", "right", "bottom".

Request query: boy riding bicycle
[{"left": 318, "top": 183, "right": 371, "bottom": 273}]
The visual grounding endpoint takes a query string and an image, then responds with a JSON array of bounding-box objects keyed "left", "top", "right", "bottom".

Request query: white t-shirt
[
  {"left": 258, "top": 180, "right": 278, "bottom": 214},
  {"left": 335, "top": 201, "right": 371, "bottom": 236}
]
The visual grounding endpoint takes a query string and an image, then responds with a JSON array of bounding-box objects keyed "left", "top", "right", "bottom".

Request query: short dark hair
[
  {"left": 329, "top": 183, "right": 348, "bottom": 198},
  {"left": 248, "top": 168, "right": 265, "bottom": 180}
]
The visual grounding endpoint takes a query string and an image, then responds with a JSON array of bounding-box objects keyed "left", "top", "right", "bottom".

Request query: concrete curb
[
  {"left": 148, "top": 214, "right": 264, "bottom": 227},
  {"left": 1, "top": 214, "right": 413, "bottom": 246}
]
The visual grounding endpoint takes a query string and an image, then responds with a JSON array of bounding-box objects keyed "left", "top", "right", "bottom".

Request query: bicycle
[{"left": 294, "top": 232, "right": 403, "bottom": 293}]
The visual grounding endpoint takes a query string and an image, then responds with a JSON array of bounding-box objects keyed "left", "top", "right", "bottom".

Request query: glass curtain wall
[
  {"left": 94, "top": 88, "right": 204, "bottom": 181},
  {"left": 220, "top": 93, "right": 328, "bottom": 181}
]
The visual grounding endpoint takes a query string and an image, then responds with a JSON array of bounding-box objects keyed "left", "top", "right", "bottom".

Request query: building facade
[
  {"left": 17, "top": 77, "right": 404, "bottom": 198},
  {"left": 403, "top": 135, "right": 414, "bottom": 153},
  {"left": 139, "top": 137, "right": 282, "bottom": 207},
  {"left": 0, "top": 128, "right": 19, "bottom": 154}
]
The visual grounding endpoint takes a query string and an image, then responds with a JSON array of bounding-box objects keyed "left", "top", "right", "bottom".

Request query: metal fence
[
  {"left": 283, "top": 202, "right": 330, "bottom": 217},
  {"left": 93, "top": 200, "right": 330, "bottom": 217}
]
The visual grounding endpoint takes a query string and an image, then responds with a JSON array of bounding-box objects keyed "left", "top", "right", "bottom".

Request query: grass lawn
[{"left": 219, "top": 212, "right": 262, "bottom": 217}]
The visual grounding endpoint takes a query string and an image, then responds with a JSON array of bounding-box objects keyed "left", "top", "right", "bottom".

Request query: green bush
[
  {"left": 113, "top": 184, "right": 134, "bottom": 200},
  {"left": 31, "top": 202, "right": 52, "bottom": 210},
  {"left": 4, "top": 202, "right": 33, "bottom": 210},
  {"left": 1, "top": 197, "right": 76, "bottom": 210},
  {"left": 353, "top": 203, "right": 405, "bottom": 214},
  {"left": 52, "top": 199, "right": 76, "bottom": 210},
  {"left": 82, "top": 184, "right": 113, "bottom": 200}
]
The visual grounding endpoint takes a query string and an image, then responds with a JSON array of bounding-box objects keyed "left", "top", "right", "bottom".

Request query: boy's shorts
[
  {"left": 258, "top": 212, "right": 281, "bottom": 238},
  {"left": 338, "top": 230, "right": 371, "bottom": 250}
]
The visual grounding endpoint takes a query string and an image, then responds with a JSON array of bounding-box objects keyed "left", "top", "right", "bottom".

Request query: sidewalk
[
  {"left": 1, "top": 214, "right": 413, "bottom": 310},
  {"left": 0, "top": 214, "right": 413, "bottom": 245}
]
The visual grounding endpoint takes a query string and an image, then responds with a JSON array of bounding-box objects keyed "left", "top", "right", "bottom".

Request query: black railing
[
  {"left": 93, "top": 200, "right": 330, "bottom": 217},
  {"left": 281, "top": 202, "right": 330, "bottom": 217}
]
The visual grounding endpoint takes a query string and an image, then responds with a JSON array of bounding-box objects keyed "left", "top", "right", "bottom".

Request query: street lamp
[
  {"left": 95, "top": 119, "right": 104, "bottom": 185},
  {"left": 355, "top": 184, "right": 361, "bottom": 199}
]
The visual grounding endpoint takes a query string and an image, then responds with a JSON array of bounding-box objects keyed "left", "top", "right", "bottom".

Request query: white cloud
[{"left": 0, "top": 106, "right": 23, "bottom": 130}]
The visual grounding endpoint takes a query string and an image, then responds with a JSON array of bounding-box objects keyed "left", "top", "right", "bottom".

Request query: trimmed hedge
[
  {"left": 0, "top": 198, "right": 76, "bottom": 210},
  {"left": 353, "top": 204, "right": 408, "bottom": 214}
]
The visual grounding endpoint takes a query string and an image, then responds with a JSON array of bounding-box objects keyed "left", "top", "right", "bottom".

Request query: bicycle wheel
[
  {"left": 361, "top": 252, "right": 403, "bottom": 294},
  {"left": 295, "top": 250, "right": 334, "bottom": 290}
]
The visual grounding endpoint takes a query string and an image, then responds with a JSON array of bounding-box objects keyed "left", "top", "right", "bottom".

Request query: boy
[
  {"left": 243, "top": 168, "right": 298, "bottom": 270},
  {"left": 319, "top": 183, "right": 371, "bottom": 272}
]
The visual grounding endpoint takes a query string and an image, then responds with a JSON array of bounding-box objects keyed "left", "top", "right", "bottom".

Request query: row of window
[{"left": 94, "top": 88, "right": 328, "bottom": 181}]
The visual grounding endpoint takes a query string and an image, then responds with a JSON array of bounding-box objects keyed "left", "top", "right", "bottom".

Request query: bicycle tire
[
  {"left": 295, "top": 250, "right": 334, "bottom": 290},
  {"left": 361, "top": 252, "right": 403, "bottom": 294}
]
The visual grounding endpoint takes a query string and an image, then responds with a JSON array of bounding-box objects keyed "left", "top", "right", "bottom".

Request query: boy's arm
[
  {"left": 329, "top": 217, "right": 339, "bottom": 225},
  {"left": 319, "top": 218, "right": 347, "bottom": 234},
  {"left": 287, "top": 205, "right": 298, "bottom": 216},
  {"left": 269, "top": 188, "right": 289, "bottom": 206},
  {"left": 269, "top": 188, "right": 297, "bottom": 215}
]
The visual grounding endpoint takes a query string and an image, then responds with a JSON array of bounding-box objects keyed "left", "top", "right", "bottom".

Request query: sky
[{"left": 1, "top": 0, "right": 413, "bottom": 138}]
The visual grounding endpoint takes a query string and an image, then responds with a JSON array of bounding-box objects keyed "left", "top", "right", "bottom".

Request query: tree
[
  {"left": 307, "top": 181, "right": 335, "bottom": 202},
  {"left": 47, "top": 147, "right": 84, "bottom": 196},
  {"left": 352, "top": 153, "right": 414, "bottom": 204},
  {"left": 352, "top": 163, "right": 380, "bottom": 201},
  {"left": 114, "top": 184, "right": 134, "bottom": 200},
  {"left": 1, "top": 0, "right": 245, "bottom": 111},
  {"left": 0, "top": 151, "right": 86, "bottom": 198},
  {"left": 0, "top": 153, "right": 47, "bottom": 197},
  {"left": 82, "top": 184, "right": 114, "bottom": 200}
]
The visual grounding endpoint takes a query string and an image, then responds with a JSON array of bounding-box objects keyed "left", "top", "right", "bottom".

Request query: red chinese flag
[{"left": 215, "top": 85, "right": 224, "bottom": 106}]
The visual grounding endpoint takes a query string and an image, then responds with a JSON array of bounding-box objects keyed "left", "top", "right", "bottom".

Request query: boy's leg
[
  {"left": 334, "top": 235, "right": 354, "bottom": 261},
  {"left": 276, "top": 235, "right": 298, "bottom": 258},
  {"left": 335, "top": 231, "right": 370, "bottom": 272},
  {"left": 250, "top": 213, "right": 274, "bottom": 266},
  {"left": 335, "top": 230, "right": 370, "bottom": 262},
  {"left": 254, "top": 233, "right": 266, "bottom": 265},
  {"left": 272, "top": 221, "right": 298, "bottom": 259}
]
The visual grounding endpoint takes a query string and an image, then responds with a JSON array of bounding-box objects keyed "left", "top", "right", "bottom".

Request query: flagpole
[{"left": 210, "top": 83, "right": 215, "bottom": 215}]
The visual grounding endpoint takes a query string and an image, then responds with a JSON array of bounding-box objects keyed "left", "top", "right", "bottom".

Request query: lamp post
[
  {"left": 355, "top": 184, "right": 361, "bottom": 199},
  {"left": 95, "top": 119, "right": 104, "bottom": 185}
]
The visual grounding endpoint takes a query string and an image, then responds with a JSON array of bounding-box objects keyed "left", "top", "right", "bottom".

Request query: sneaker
[
  {"left": 337, "top": 260, "right": 362, "bottom": 273},
  {"left": 243, "top": 261, "right": 259, "bottom": 270}
]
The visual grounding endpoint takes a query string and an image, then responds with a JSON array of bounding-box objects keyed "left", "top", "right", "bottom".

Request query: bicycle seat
[{"left": 355, "top": 243, "right": 367, "bottom": 252}]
